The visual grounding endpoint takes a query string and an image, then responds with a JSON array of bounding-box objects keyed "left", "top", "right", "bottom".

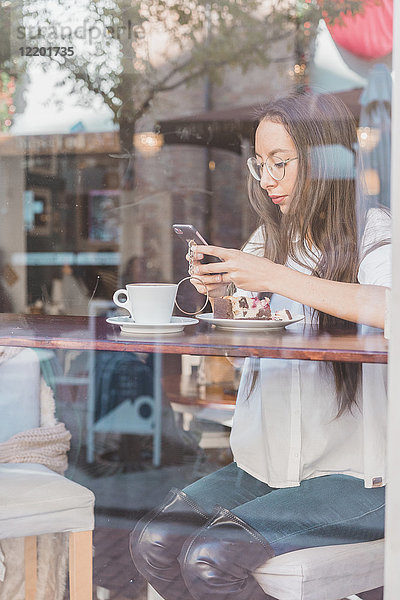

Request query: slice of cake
[
  {"left": 273, "top": 309, "right": 292, "bottom": 321},
  {"left": 214, "top": 296, "right": 272, "bottom": 320}
]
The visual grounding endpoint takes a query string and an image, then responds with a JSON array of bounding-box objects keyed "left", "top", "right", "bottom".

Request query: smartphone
[{"left": 173, "top": 224, "right": 222, "bottom": 263}]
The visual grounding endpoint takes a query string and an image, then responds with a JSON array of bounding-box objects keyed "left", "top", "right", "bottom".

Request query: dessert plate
[
  {"left": 196, "top": 312, "right": 304, "bottom": 331},
  {"left": 106, "top": 315, "right": 198, "bottom": 335}
]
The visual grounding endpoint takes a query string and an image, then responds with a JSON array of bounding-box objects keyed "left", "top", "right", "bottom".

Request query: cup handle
[
  {"left": 113, "top": 289, "right": 130, "bottom": 312},
  {"left": 174, "top": 276, "right": 210, "bottom": 315}
]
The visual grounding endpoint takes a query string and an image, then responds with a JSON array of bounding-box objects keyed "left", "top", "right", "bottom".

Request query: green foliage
[{"left": 1, "top": 0, "right": 371, "bottom": 126}]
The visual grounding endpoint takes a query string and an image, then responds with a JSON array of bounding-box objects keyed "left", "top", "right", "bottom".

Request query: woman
[{"left": 130, "top": 93, "right": 390, "bottom": 600}]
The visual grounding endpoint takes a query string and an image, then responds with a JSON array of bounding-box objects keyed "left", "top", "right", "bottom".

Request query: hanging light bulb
[{"left": 134, "top": 132, "right": 164, "bottom": 156}]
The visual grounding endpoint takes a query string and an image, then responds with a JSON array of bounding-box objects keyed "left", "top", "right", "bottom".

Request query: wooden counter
[{"left": 0, "top": 314, "right": 388, "bottom": 363}]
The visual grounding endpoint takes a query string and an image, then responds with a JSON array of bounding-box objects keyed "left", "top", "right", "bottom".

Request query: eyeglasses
[{"left": 247, "top": 156, "right": 298, "bottom": 182}]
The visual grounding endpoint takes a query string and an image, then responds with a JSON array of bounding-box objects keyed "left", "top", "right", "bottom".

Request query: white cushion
[
  {"left": 0, "top": 463, "right": 94, "bottom": 539},
  {"left": 254, "top": 539, "right": 384, "bottom": 600}
]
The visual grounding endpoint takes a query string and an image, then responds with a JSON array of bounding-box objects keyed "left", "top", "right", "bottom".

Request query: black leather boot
[
  {"left": 179, "top": 506, "right": 275, "bottom": 600},
  {"left": 129, "top": 488, "right": 210, "bottom": 600}
]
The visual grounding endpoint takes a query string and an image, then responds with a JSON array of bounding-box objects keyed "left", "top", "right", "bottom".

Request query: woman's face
[{"left": 254, "top": 119, "right": 298, "bottom": 214}]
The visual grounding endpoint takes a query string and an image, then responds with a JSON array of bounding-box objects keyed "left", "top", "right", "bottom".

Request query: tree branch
[{"left": 154, "top": 30, "right": 292, "bottom": 94}]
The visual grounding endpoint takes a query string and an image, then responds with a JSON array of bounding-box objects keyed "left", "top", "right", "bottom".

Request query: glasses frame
[{"left": 247, "top": 156, "right": 298, "bottom": 182}]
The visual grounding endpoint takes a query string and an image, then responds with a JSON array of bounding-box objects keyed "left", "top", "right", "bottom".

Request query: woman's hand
[
  {"left": 191, "top": 246, "right": 388, "bottom": 329},
  {"left": 186, "top": 251, "right": 228, "bottom": 298},
  {"left": 191, "top": 245, "right": 276, "bottom": 293}
]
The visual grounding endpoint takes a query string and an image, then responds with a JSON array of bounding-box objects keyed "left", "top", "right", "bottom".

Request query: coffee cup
[{"left": 112, "top": 283, "right": 178, "bottom": 324}]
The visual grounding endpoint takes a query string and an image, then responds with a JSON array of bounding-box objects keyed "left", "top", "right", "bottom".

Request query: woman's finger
[
  {"left": 194, "top": 245, "right": 232, "bottom": 261},
  {"left": 192, "top": 262, "right": 228, "bottom": 276},
  {"left": 201, "top": 274, "right": 225, "bottom": 284},
  {"left": 189, "top": 282, "right": 219, "bottom": 295},
  {"left": 189, "top": 275, "right": 227, "bottom": 292}
]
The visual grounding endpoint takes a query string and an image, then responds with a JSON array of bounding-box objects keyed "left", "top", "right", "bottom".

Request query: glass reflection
[{"left": 0, "top": 1, "right": 393, "bottom": 599}]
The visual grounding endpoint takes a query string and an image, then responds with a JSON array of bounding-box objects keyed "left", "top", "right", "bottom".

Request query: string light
[
  {"left": 0, "top": 73, "right": 16, "bottom": 132},
  {"left": 357, "top": 127, "right": 381, "bottom": 151}
]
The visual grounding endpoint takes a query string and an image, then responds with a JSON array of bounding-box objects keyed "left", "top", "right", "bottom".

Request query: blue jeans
[{"left": 183, "top": 462, "right": 385, "bottom": 556}]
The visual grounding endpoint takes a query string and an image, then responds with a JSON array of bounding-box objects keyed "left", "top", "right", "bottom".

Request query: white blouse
[{"left": 230, "top": 209, "right": 391, "bottom": 489}]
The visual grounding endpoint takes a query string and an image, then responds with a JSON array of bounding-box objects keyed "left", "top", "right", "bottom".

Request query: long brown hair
[{"left": 247, "top": 92, "right": 387, "bottom": 416}]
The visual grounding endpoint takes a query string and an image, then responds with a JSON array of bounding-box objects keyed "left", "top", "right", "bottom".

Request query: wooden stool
[
  {"left": 147, "top": 539, "right": 384, "bottom": 600},
  {"left": 254, "top": 539, "right": 384, "bottom": 600}
]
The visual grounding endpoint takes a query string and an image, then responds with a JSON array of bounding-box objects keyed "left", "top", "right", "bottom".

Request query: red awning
[{"left": 325, "top": 0, "right": 393, "bottom": 60}]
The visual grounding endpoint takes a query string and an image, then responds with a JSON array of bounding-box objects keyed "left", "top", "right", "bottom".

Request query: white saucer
[
  {"left": 196, "top": 313, "right": 304, "bottom": 331},
  {"left": 106, "top": 315, "right": 198, "bottom": 335}
]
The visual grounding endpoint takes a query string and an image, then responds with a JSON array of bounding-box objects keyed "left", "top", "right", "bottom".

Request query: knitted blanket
[{"left": 0, "top": 422, "right": 71, "bottom": 474}]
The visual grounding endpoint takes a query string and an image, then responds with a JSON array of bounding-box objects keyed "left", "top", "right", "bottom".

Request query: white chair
[
  {"left": 147, "top": 538, "right": 384, "bottom": 600},
  {"left": 0, "top": 348, "right": 95, "bottom": 600},
  {"left": 0, "top": 464, "right": 95, "bottom": 600}
]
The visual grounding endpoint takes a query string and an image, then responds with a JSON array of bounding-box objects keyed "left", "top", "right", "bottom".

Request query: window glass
[{"left": 0, "top": 1, "right": 392, "bottom": 598}]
